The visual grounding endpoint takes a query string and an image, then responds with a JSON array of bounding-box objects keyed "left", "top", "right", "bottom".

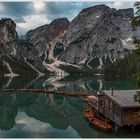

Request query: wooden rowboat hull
[
  {"left": 90, "top": 118, "right": 112, "bottom": 132},
  {"left": 83, "top": 108, "right": 112, "bottom": 132}
]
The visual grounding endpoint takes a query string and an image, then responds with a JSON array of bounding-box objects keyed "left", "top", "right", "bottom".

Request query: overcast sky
[{"left": 0, "top": 1, "right": 134, "bottom": 35}]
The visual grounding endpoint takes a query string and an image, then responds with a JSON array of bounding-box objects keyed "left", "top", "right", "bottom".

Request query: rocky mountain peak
[
  {"left": 80, "top": 4, "right": 134, "bottom": 18},
  {"left": 46, "top": 18, "right": 69, "bottom": 40},
  {"left": 26, "top": 17, "right": 69, "bottom": 60},
  {"left": 80, "top": 4, "right": 110, "bottom": 14},
  {"left": 0, "top": 18, "right": 18, "bottom": 45},
  {"left": 59, "top": 5, "right": 135, "bottom": 68},
  {"left": 49, "top": 18, "right": 69, "bottom": 28}
]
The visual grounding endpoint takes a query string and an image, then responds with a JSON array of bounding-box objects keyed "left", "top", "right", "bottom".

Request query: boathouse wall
[
  {"left": 98, "top": 93, "right": 140, "bottom": 126},
  {"left": 122, "top": 108, "right": 140, "bottom": 125},
  {"left": 86, "top": 91, "right": 140, "bottom": 127},
  {"left": 98, "top": 94, "right": 122, "bottom": 126}
]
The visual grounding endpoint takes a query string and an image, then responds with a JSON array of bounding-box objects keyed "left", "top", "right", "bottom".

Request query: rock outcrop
[
  {"left": 59, "top": 5, "right": 134, "bottom": 68},
  {"left": 0, "top": 18, "right": 46, "bottom": 77},
  {"left": 26, "top": 18, "right": 69, "bottom": 62},
  {"left": 0, "top": 18, "right": 18, "bottom": 56},
  {"left": 25, "top": 18, "right": 70, "bottom": 76},
  {"left": 0, "top": 18, "right": 18, "bottom": 44},
  {"left": 0, "top": 18, "right": 70, "bottom": 77}
]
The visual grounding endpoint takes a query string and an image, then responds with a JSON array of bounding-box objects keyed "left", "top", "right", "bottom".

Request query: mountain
[
  {"left": 0, "top": 18, "right": 18, "bottom": 56},
  {"left": 0, "top": 5, "right": 138, "bottom": 77},
  {"left": 59, "top": 5, "right": 134, "bottom": 68},
  {"left": 26, "top": 18, "right": 69, "bottom": 62},
  {"left": 0, "top": 18, "right": 49, "bottom": 77},
  {"left": 104, "top": 16, "right": 140, "bottom": 79},
  {"left": 25, "top": 18, "right": 74, "bottom": 75},
  {"left": 0, "top": 18, "right": 70, "bottom": 77},
  {"left": 104, "top": 47, "right": 140, "bottom": 78},
  {"left": 0, "top": 18, "right": 37, "bottom": 77}
]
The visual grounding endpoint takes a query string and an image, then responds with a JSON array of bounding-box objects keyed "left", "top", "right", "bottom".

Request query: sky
[{"left": 0, "top": 0, "right": 135, "bottom": 35}]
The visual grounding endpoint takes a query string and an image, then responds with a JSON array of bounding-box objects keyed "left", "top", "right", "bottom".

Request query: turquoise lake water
[{"left": 0, "top": 75, "right": 139, "bottom": 138}]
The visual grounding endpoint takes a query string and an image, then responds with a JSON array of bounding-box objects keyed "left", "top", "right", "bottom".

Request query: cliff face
[
  {"left": 59, "top": 5, "right": 134, "bottom": 68},
  {"left": 26, "top": 18, "right": 69, "bottom": 62},
  {"left": 0, "top": 18, "right": 18, "bottom": 56},
  {"left": 0, "top": 18, "right": 17, "bottom": 44},
  {"left": 0, "top": 18, "right": 46, "bottom": 77},
  {"left": 0, "top": 18, "right": 70, "bottom": 77},
  {"left": 25, "top": 18, "right": 70, "bottom": 76}
]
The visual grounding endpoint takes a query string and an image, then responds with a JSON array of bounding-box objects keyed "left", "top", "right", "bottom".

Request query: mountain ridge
[
  {"left": 0, "top": 5, "right": 139, "bottom": 77},
  {"left": 59, "top": 5, "right": 134, "bottom": 68}
]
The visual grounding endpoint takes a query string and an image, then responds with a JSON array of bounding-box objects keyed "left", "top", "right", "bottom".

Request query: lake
[{"left": 0, "top": 75, "right": 139, "bottom": 138}]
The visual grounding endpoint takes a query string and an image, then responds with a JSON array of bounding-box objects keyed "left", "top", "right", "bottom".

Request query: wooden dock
[
  {"left": 83, "top": 90, "right": 140, "bottom": 132},
  {"left": 0, "top": 88, "right": 90, "bottom": 97}
]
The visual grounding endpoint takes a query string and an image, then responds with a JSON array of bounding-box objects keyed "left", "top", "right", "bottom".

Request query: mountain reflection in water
[{"left": 0, "top": 75, "right": 139, "bottom": 138}]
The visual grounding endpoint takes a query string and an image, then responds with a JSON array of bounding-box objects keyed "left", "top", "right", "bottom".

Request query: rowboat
[
  {"left": 83, "top": 108, "right": 94, "bottom": 119},
  {"left": 89, "top": 117, "right": 112, "bottom": 132},
  {"left": 83, "top": 108, "right": 112, "bottom": 132}
]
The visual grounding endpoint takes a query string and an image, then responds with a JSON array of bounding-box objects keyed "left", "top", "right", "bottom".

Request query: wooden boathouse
[{"left": 84, "top": 90, "right": 140, "bottom": 131}]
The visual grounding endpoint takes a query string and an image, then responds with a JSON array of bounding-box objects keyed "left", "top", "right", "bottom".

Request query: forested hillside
[{"left": 104, "top": 47, "right": 140, "bottom": 78}]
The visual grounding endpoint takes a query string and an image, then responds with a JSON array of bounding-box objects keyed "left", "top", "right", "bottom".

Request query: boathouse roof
[{"left": 102, "top": 90, "right": 140, "bottom": 108}]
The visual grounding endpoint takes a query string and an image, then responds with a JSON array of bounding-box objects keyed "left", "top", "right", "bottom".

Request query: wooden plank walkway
[{"left": 0, "top": 89, "right": 90, "bottom": 97}]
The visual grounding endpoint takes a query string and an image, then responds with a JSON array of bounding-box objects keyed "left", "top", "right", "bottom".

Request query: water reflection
[
  {"left": 0, "top": 75, "right": 139, "bottom": 138},
  {"left": 0, "top": 92, "right": 97, "bottom": 137},
  {"left": 0, "top": 75, "right": 137, "bottom": 93}
]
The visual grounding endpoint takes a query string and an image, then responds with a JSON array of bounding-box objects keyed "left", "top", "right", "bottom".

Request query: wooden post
[
  {"left": 131, "top": 124, "right": 135, "bottom": 132},
  {"left": 111, "top": 87, "right": 114, "bottom": 96},
  {"left": 114, "top": 123, "right": 119, "bottom": 133}
]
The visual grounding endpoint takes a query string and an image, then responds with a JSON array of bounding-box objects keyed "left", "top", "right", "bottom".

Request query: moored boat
[
  {"left": 83, "top": 108, "right": 94, "bottom": 119},
  {"left": 83, "top": 108, "right": 112, "bottom": 132},
  {"left": 89, "top": 117, "right": 112, "bottom": 132}
]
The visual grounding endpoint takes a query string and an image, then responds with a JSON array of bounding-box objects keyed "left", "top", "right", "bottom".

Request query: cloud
[
  {"left": 33, "top": 0, "right": 46, "bottom": 13},
  {"left": 111, "top": 1, "right": 134, "bottom": 9},
  {"left": 0, "top": 3, "right": 4, "bottom": 12},
  {"left": 45, "top": 2, "right": 99, "bottom": 21},
  {"left": 113, "top": 0, "right": 123, "bottom": 9},
  {"left": 16, "top": 14, "right": 50, "bottom": 34},
  {"left": 0, "top": 2, "right": 34, "bottom": 23},
  {"left": 0, "top": 2, "right": 134, "bottom": 35}
]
